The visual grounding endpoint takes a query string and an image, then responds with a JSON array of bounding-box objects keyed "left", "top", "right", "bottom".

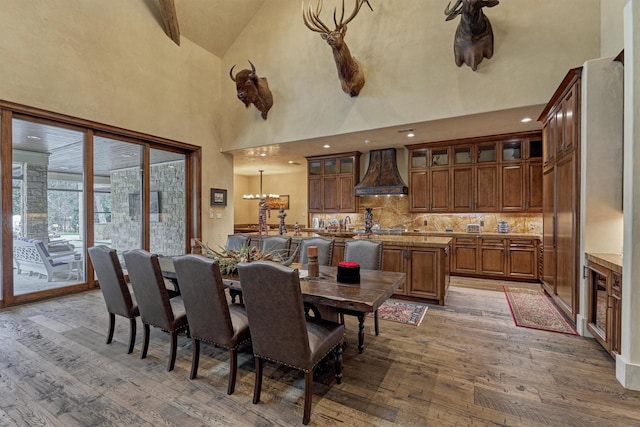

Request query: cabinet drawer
[
  {"left": 509, "top": 239, "right": 536, "bottom": 248},
  {"left": 481, "top": 238, "right": 504, "bottom": 247},
  {"left": 454, "top": 237, "right": 477, "bottom": 246}
]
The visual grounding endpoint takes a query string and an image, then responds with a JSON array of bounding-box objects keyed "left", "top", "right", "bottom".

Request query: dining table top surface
[{"left": 159, "top": 256, "right": 405, "bottom": 314}]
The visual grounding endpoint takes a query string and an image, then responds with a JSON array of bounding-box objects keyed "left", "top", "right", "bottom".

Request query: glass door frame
[{"left": 1, "top": 102, "right": 201, "bottom": 307}]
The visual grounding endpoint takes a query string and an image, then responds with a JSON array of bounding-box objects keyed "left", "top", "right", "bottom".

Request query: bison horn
[
  {"left": 229, "top": 65, "right": 237, "bottom": 82},
  {"left": 248, "top": 60, "right": 256, "bottom": 78}
]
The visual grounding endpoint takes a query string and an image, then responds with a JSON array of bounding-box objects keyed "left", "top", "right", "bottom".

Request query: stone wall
[
  {"left": 23, "top": 164, "right": 48, "bottom": 242},
  {"left": 110, "top": 161, "right": 185, "bottom": 255}
]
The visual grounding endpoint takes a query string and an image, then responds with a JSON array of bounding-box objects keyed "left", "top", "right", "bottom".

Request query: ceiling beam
[{"left": 159, "top": 0, "right": 180, "bottom": 46}]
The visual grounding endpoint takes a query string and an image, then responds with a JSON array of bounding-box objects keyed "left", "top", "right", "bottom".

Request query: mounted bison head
[
  {"left": 445, "top": 0, "right": 499, "bottom": 71},
  {"left": 229, "top": 60, "right": 273, "bottom": 120}
]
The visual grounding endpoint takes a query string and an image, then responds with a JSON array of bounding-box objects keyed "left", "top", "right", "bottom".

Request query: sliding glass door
[{"left": 1, "top": 103, "right": 200, "bottom": 307}]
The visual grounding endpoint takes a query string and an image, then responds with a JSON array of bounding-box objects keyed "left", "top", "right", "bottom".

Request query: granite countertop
[
  {"left": 402, "top": 231, "right": 542, "bottom": 239},
  {"left": 353, "top": 234, "right": 452, "bottom": 248},
  {"left": 586, "top": 253, "right": 623, "bottom": 274}
]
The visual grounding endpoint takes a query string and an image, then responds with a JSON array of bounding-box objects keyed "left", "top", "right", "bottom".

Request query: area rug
[
  {"left": 504, "top": 286, "right": 578, "bottom": 335},
  {"left": 373, "top": 300, "right": 428, "bottom": 326}
]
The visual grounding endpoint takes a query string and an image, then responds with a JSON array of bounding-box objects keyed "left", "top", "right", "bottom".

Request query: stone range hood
[{"left": 354, "top": 148, "right": 409, "bottom": 197}]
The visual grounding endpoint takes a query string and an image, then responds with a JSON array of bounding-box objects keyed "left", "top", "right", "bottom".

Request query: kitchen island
[{"left": 238, "top": 231, "right": 452, "bottom": 305}]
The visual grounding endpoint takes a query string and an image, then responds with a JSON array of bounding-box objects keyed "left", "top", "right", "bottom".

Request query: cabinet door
[
  {"left": 527, "top": 161, "right": 543, "bottom": 212},
  {"left": 308, "top": 176, "right": 323, "bottom": 212},
  {"left": 543, "top": 119, "right": 555, "bottom": 165},
  {"left": 410, "top": 170, "right": 428, "bottom": 212},
  {"left": 451, "top": 166, "right": 473, "bottom": 211},
  {"left": 561, "top": 84, "right": 578, "bottom": 154},
  {"left": 611, "top": 272, "right": 622, "bottom": 355},
  {"left": 452, "top": 237, "right": 477, "bottom": 274},
  {"left": 408, "top": 248, "right": 439, "bottom": 300},
  {"left": 382, "top": 246, "right": 406, "bottom": 295},
  {"left": 430, "top": 168, "right": 451, "bottom": 212},
  {"left": 501, "top": 164, "right": 525, "bottom": 211},
  {"left": 586, "top": 263, "right": 610, "bottom": 352},
  {"left": 479, "top": 238, "right": 506, "bottom": 277},
  {"left": 322, "top": 175, "right": 338, "bottom": 211},
  {"left": 507, "top": 239, "right": 537, "bottom": 280},
  {"left": 476, "top": 165, "right": 499, "bottom": 212},
  {"left": 542, "top": 166, "right": 556, "bottom": 294},
  {"left": 338, "top": 175, "right": 357, "bottom": 212},
  {"left": 555, "top": 153, "right": 577, "bottom": 319}
]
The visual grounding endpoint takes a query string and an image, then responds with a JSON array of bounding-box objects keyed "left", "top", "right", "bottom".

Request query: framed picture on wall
[
  {"left": 211, "top": 188, "right": 227, "bottom": 206},
  {"left": 268, "top": 195, "right": 289, "bottom": 210}
]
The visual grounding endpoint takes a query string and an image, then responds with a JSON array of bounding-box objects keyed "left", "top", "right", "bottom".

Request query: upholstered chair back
[
  {"left": 344, "top": 239, "right": 383, "bottom": 270},
  {"left": 89, "top": 245, "right": 137, "bottom": 319},
  {"left": 299, "top": 237, "right": 335, "bottom": 266}
]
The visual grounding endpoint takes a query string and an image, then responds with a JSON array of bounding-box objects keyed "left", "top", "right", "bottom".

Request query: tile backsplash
[{"left": 311, "top": 196, "right": 542, "bottom": 235}]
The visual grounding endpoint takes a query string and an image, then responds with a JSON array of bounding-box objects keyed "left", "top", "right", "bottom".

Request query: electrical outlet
[
  {"left": 423, "top": 220, "right": 428, "bottom": 226},
  {"left": 480, "top": 220, "right": 485, "bottom": 226}
]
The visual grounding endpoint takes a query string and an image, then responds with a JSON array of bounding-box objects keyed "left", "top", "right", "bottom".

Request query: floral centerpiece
[{"left": 194, "top": 238, "right": 298, "bottom": 276}]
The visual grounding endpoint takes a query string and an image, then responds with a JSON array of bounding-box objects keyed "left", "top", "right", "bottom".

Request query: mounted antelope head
[
  {"left": 302, "top": 0, "right": 373, "bottom": 97},
  {"left": 229, "top": 60, "right": 273, "bottom": 120},
  {"left": 445, "top": 0, "right": 499, "bottom": 71}
]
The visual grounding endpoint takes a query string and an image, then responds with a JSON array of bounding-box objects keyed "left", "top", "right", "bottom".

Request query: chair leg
[
  {"left": 253, "top": 357, "right": 263, "bottom": 404},
  {"left": 334, "top": 345, "right": 343, "bottom": 384},
  {"left": 141, "top": 323, "right": 150, "bottom": 359},
  {"left": 374, "top": 309, "right": 380, "bottom": 336},
  {"left": 190, "top": 338, "right": 200, "bottom": 379},
  {"left": 227, "top": 348, "right": 238, "bottom": 395},
  {"left": 127, "top": 318, "right": 136, "bottom": 354},
  {"left": 303, "top": 371, "right": 313, "bottom": 425},
  {"left": 167, "top": 331, "right": 178, "bottom": 371},
  {"left": 106, "top": 313, "right": 115, "bottom": 344}
]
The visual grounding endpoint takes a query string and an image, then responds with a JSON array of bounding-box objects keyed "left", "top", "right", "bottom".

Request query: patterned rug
[
  {"left": 374, "top": 300, "right": 428, "bottom": 326},
  {"left": 504, "top": 286, "right": 578, "bottom": 335}
]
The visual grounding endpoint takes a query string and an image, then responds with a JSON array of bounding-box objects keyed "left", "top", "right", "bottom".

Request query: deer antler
[
  {"left": 444, "top": 0, "right": 463, "bottom": 20},
  {"left": 302, "top": 0, "right": 372, "bottom": 33}
]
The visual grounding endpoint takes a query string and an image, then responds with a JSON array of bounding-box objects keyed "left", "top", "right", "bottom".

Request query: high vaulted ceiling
[{"left": 151, "top": 0, "right": 544, "bottom": 176}]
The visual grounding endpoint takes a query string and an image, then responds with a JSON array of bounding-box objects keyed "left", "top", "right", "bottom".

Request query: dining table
[{"left": 159, "top": 257, "right": 405, "bottom": 354}]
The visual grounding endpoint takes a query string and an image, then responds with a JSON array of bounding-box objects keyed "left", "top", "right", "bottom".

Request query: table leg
[{"left": 357, "top": 313, "right": 365, "bottom": 354}]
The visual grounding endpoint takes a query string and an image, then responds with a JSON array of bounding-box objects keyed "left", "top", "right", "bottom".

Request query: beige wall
[
  {"left": 220, "top": 0, "right": 601, "bottom": 152},
  {"left": 602, "top": 0, "right": 629, "bottom": 57},
  {"left": 0, "top": 0, "right": 232, "bottom": 248},
  {"left": 233, "top": 172, "right": 308, "bottom": 227}
]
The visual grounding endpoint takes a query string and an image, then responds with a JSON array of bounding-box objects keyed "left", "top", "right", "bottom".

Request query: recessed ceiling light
[
  {"left": 407, "top": 133, "right": 415, "bottom": 138},
  {"left": 288, "top": 160, "right": 294, "bottom": 164},
  {"left": 260, "top": 153, "right": 266, "bottom": 157},
  {"left": 521, "top": 117, "right": 532, "bottom": 123},
  {"left": 121, "top": 153, "right": 135, "bottom": 158},
  {"left": 323, "top": 144, "right": 331, "bottom": 148},
  {"left": 27, "top": 135, "right": 41, "bottom": 140},
  {"left": 364, "top": 139, "right": 370, "bottom": 144}
]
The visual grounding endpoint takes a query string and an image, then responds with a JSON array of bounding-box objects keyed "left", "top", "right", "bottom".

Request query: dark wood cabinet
[
  {"left": 382, "top": 245, "right": 407, "bottom": 296},
  {"left": 452, "top": 237, "right": 478, "bottom": 274},
  {"left": 383, "top": 244, "right": 449, "bottom": 305},
  {"left": 538, "top": 67, "right": 582, "bottom": 322},
  {"left": 407, "top": 131, "right": 541, "bottom": 213},
  {"left": 586, "top": 256, "right": 622, "bottom": 358},
  {"left": 479, "top": 237, "right": 506, "bottom": 277},
  {"left": 451, "top": 235, "right": 539, "bottom": 281},
  {"left": 307, "top": 152, "right": 360, "bottom": 213}
]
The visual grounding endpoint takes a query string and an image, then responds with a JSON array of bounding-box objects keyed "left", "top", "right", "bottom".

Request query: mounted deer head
[
  {"left": 445, "top": 0, "right": 499, "bottom": 71},
  {"left": 229, "top": 60, "right": 274, "bottom": 120},
  {"left": 302, "top": 0, "right": 373, "bottom": 97}
]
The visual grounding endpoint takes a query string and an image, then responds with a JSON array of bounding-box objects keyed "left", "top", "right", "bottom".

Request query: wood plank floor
[{"left": 1, "top": 277, "right": 640, "bottom": 426}]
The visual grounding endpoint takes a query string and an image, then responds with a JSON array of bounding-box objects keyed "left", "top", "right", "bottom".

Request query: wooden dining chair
[
  {"left": 123, "top": 249, "right": 189, "bottom": 371},
  {"left": 341, "top": 239, "right": 383, "bottom": 352},
  {"left": 88, "top": 245, "right": 139, "bottom": 354},
  {"left": 237, "top": 261, "right": 344, "bottom": 425},
  {"left": 172, "top": 254, "right": 251, "bottom": 394}
]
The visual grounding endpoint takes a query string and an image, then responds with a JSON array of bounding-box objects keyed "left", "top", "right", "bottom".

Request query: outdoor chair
[
  {"left": 123, "top": 249, "right": 189, "bottom": 371},
  {"left": 13, "top": 237, "right": 76, "bottom": 282},
  {"left": 88, "top": 245, "right": 139, "bottom": 354},
  {"left": 341, "top": 239, "right": 383, "bottom": 352},
  {"left": 172, "top": 254, "right": 251, "bottom": 394},
  {"left": 237, "top": 261, "right": 344, "bottom": 425}
]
